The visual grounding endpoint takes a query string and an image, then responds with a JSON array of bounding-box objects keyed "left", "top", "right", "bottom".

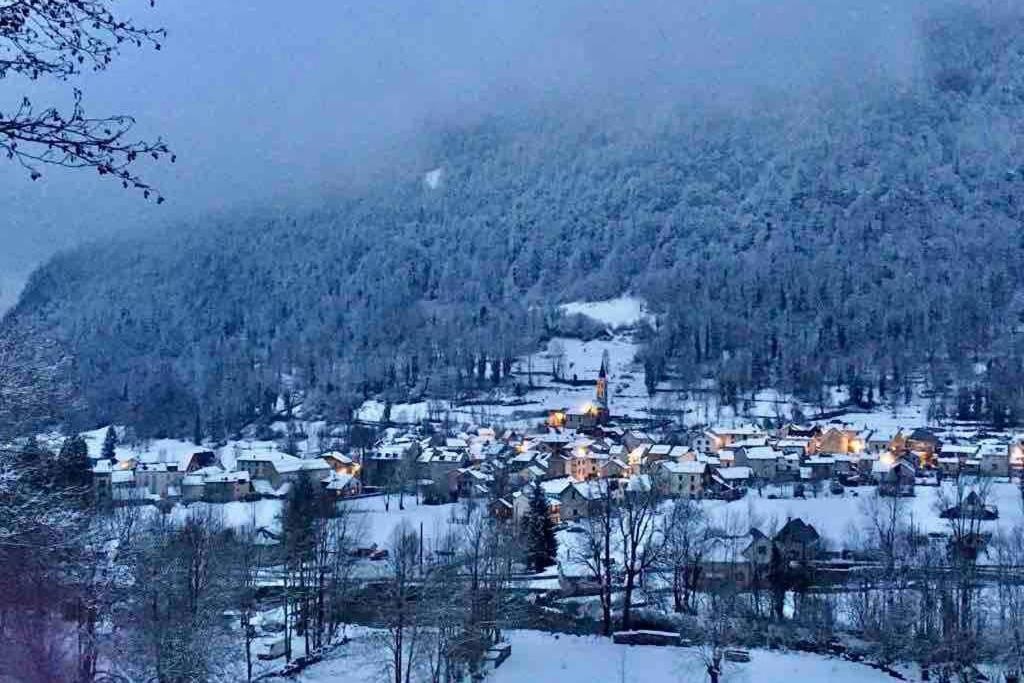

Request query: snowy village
[
  {"left": 26, "top": 299, "right": 1020, "bottom": 683},
  {"left": 8, "top": 3, "right": 1024, "bottom": 682}
]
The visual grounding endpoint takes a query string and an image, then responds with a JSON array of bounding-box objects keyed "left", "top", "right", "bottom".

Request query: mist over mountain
[
  {"left": 0, "top": 0, "right": 924, "bottom": 299},
  {"left": 7, "top": 1, "right": 1024, "bottom": 437}
]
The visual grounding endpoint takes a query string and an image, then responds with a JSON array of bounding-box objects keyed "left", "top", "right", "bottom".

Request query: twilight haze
[{"left": 0, "top": 0, "right": 922, "bottom": 310}]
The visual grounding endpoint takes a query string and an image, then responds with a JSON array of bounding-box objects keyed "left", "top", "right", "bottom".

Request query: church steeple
[{"left": 595, "top": 350, "right": 610, "bottom": 415}]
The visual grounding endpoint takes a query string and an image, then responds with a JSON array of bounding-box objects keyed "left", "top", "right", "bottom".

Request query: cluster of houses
[
  {"left": 91, "top": 445, "right": 363, "bottom": 505},
  {"left": 88, "top": 367, "right": 1024, "bottom": 510}
]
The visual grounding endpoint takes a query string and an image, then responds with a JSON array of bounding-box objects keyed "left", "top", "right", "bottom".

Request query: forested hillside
[{"left": 8, "top": 3, "right": 1024, "bottom": 436}]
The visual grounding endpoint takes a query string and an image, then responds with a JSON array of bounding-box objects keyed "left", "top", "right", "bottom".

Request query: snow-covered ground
[
  {"left": 492, "top": 631, "right": 898, "bottom": 683},
  {"left": 285, "top": 629, "right": 899, "bottom": 683},
  {"left": 704, "top": 482, "right": 1024, "bottom": 549},
  {"left": 350, "top": 295, "right": 957, "bottom": 432},
  {"left": 356, "top": 399, "right": 429, "bottom": 424},
  {"left": 167, "top": 493, "right": 463, "bottom": 548},
  {"left": 560, "top": 296, "right": 653, "bottom": 329}
]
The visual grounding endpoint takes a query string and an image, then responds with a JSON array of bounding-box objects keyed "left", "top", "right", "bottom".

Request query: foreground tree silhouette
[{"left": 0, "top": 1, "right": 171, "bottom": 199}]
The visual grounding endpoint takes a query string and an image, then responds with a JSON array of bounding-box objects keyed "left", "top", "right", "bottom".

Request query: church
[{"left": 548, "top": 352, "right": 611, "bottom": 431}]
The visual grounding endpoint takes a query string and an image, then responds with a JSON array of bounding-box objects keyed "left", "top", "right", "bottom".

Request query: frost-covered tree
[{"left": 0, "top": 0, "right": 171, "bottom": 196}]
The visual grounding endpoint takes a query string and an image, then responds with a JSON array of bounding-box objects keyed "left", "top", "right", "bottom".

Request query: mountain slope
[{"left": 8, "top": 2, "right": 1024, "bottom": 436}]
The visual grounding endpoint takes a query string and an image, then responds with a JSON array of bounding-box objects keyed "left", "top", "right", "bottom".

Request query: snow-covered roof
[
  {"left": 660, "top": 461, "right": 706, "bottom": 475},
  {"left": 204, "top": 470, "right": 250, "bottom": 484},
  {"left": 321, "top": 451, "right": 353, "bottom": 464},
  {"left": 716, "top": 466, "right": 752, "bottom": 481},
  {"left": 707, "top": 426, "right": 764, "bottom": 438},
  {"left": 732, "top": 437, "right": 770, "bottom": 449},
  {"left": 744, "top": 446, "right": 782, "bottom": 460},
  {"left": 941, "top": 444, "right": 980, "bottom": 456}
]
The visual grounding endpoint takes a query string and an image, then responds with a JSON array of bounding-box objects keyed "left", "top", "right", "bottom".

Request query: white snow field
[
  {"left": 560, "top": 296, "right": 654, "bottom": 329},
  {"left": 284, "top": 629, "right": 899, "bottom": 683},
  {"left": 703, "top": 482, "right": 1024, "bottom": 548}
]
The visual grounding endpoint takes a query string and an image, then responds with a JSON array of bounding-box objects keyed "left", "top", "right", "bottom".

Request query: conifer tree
[
  {"left": 101, "top": 426, "right": 118, "bottom": 462},
  {"left": 523, "top": 484, "right": 558, "bottom": 573},
  {"left": 56, "top": 434, "right": 92, "bottom": 497}
]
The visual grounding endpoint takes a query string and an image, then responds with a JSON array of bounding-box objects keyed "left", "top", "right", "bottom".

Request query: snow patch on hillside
[
  {"left": 423, "top": 167, "right": 443, "bottom": 189},
  {"left": 561, "top": 296, "right": 652, "bottom": 329},
  {"left": 356, "top": 400, "right": 429, "bottom": 425}
]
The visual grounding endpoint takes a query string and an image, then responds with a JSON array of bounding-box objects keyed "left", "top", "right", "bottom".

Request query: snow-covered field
[
  {"left": 167, "top": 493, "right": 464, "bottom": 548},
  {"left": 703, "top": 482, "right": 1024, "bottom": 548},
  {"left": 167, "top": 481, "right": 1024, "bottom": 564},
  {"left": 560, "top": 296, "right": 653, "bottom": 329},
  {"left": 492, "top": 631, "right": 898, "bottom": 683},
  {"left": 285, "top": 629, "right": 899, "bottom": 683}
]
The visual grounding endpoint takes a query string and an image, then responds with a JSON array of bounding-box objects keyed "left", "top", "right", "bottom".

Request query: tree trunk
[{"left": 622, "top": 571, "right": 635, "bottom": 631}]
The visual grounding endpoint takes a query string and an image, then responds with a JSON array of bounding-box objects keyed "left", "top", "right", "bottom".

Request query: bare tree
[
  {"left": 659, "top": 497, "right": 708, "bottom": 614},
  {"left": 378, "top": 522, "right": 428, "bottom": 683},
  {"left": 231, "top": 521, "right": 263, "bottom": 683},
  {"left": 616, "top": 476, "right": 663, "bottom": 631},
  {"left": 568, "top": 481, "right": 618, "bottom": 636},
  {"left": 990, "top": 526, "right": 1024, "bottom": 683},
  {"left": 0, "top": 1, "right": 171, "bottom": 196},
  {"left": 129, "top": 508, "right": 234, "bottom": 683}
]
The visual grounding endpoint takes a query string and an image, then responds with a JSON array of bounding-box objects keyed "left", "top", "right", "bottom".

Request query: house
[
  {"left": 699, "top": 529, "right": 774, "bottom": 588},
  {"left": 940, "top": 490, "right": 998, "bottom": 521},
  {"left": 362, "top": 439, "right": 420, "bottom": 486},
  {"left": 92, "top": 460, "right": 139, "bottom": 504},
  {"left": 703, "top": 426, "right": 765, "bottom": 453},
  {"left": 733, "top": 445, "right": 783, "bottom": 481},
  {"left": 235, "top": 451, "right": 332, "bottom": 489},
  {"left": 623, "top": 430, "right": 655, "bottom": 452},
  {"left": 936, "top": 456, "right": 962, "bottom": 478},
  {"left": 773, "top": 518, "right": 821, "bottom": 562},
  {"left": 322, "top": 451, "right": 360, "bottom": 476},
  {"left": 416, "top": 447, "right": 469, "bottom": 496},
  {"left": 560, "top": 480, "right": 612, "bottom": 521},
  {"left": 867, "top": 427, "right": 905, "bottom": 455},
  {"left": 133, "top": 462, "right": 185, "bottom": 499},
  {"left": 775, "top": 438, "right": 811, "bottom": 456},
  {"left": 978, "top": 443, "right": 1010, "bottom": 477},
  {"left": 781, "top": 424, "right": 820, "bottom": 440},
  {"left": 568, "top": 449, "right": 605, "bottom": 481},
  {"left": 705, "top": 466, "right": 750, "bottom": 500},
  {"left": 815, "top": 425, "right": 868, "bottom": 455},
  {"left": 203, "top": 470, "right": 252, "bottom": 503},
  {"left": 181, "top": 473, "right": 206, "bottom": 501},
  {"left": 906, "top": 428, "right": 941, "bottom": 463},
  {"left": 874, "top": 458, "right": 916, "bottom": 497},
  {"left": 324, "top": 472, "right": 363, "bottom": 498},
  {"left": 656, "top": 460, "right": 708, "bottom": 498},
  {"left": 804, "top": 456, "right": 835, "bottom": 480},
  {"left": 513, "top": 479, "right": 569, "bottom": 524},
  {"left": 490, "top": 497, "right": 515, "bottom": 521},
  {"left": 450, "top": 467, "right": 494, "bottom": 498}
]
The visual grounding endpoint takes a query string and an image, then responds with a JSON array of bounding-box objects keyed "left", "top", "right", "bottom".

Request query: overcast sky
[{"left": 0, "top": 0, "right": 931, "bottom": 310}]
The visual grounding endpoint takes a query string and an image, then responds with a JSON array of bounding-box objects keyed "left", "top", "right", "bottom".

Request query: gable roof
[{"left": 775, "top": 518, "right": 820, "bottom": 545}]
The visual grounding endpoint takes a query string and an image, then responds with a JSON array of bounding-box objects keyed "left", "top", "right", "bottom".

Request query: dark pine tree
[
  {"left": 101, "top": 426, "right": 118, "bottom": 463},
  {"left": 523, "top": 484, "right": 558, "bottom": 573},
  {"left": 55, "top": 434, "right": 92, "bottom": 498},
  {"left": 192, "top": 411, "right": 203, "bottom": 446}
]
